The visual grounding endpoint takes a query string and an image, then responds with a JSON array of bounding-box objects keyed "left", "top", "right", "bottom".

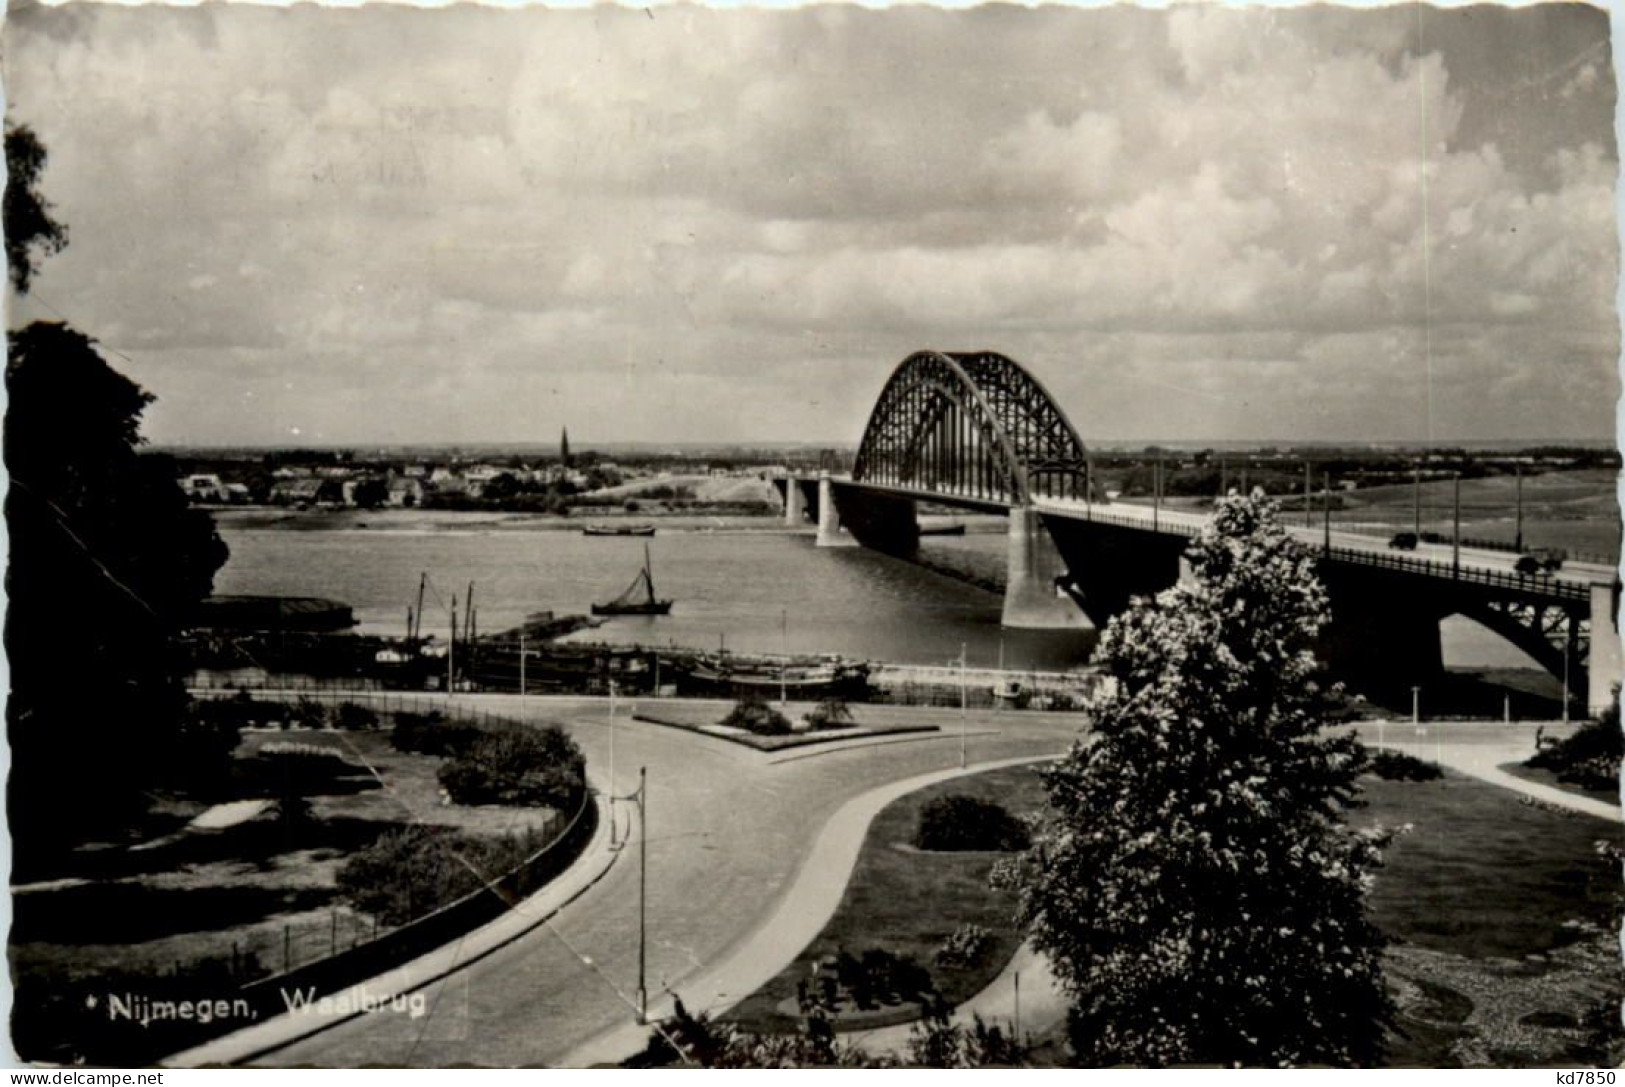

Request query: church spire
[{"left": 560, "top": 427, "right": 572, "bottom": 468}]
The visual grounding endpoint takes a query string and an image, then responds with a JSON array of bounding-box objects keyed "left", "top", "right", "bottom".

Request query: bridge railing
[
  {"left": 1318, "top": 545, "right": 1591, "bottom": 603},
  {"left": 1048, "top": 502, "right": 1591, "bottom": 603}
]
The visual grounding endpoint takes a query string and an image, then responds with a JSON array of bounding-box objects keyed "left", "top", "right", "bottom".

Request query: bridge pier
[
  {"left": 815, "top": 473, "right": 849, "bottom": 547},
  {"left": 783, "top": 476, "right": 807, "bottom": 526},
  {"left": 1318, "top": 573, "right": 1445, "bottom": 702},
  {"left": 1002, "top": 507, "right": 1093, "bottom": 630},
  {"left": 1589, "top": 582, "right": 1621, "bottom": 716}
]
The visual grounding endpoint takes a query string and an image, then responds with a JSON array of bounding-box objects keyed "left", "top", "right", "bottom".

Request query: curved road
[{"left": 253, "top": 695, "right": 1083, "bottom": 1068}]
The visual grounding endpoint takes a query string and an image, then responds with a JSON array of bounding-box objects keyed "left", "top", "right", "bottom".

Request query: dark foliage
[
  {"left": 722, "top": 695, "right": 792, "bottom": 736},
  {"left": 1528, "top": 695, "right": 1622, "bottom": 792},
  {"left": 915, "top": 794, "right": 1030, "bottom": 852},
  {"left": 4, "top": 125, "right": 67, "bottom": 294},
  {"left": 334, "top": 701, "right": 379, "bottom": 730},
  {"left": 438, "top": 726, "right": 585, "bottom": 808},
  {"left": 389, "top": 710, "right": 484, "bottom": 756},
  {"left": 336, "top": 823, "right": 552, "bottom": 927},
  {"left": 6, "top": 321, "right": 229, "bottom": 860},
  {"left": 806, "top": 697, "right": 856, "bottom": 730},
  {"left": 1369, "top": 750, "right": 1444, "bottom": 782}
]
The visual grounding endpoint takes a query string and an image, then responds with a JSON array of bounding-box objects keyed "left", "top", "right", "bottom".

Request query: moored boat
[{"left": 583, "top": 523, "right": 657, "bottom": 537}]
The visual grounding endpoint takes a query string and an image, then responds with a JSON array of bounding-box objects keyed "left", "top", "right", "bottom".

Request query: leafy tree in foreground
[
  {"left": 6, "top": 323, "right": 230, "bottom": 856},
  {"left": 5, "top": 125, "right": 228, "bottom": 862},
  {"left": 1003, "top": 492, "right": 1391, "bottom": 1067}
]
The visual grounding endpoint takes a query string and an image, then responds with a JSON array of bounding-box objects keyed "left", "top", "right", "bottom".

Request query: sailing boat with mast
[{"left": 592, "top": 544, "right": 673, "bottom": 616}]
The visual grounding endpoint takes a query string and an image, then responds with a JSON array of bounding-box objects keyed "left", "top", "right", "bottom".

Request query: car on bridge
[
  {"left": 1388, "top": 531, "right": 1419, "bottom": 551},
  {"left": 1515, "top": 548, "right": 1566, "bottom": 576}
]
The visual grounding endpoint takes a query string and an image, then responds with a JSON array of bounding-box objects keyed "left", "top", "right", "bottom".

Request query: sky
[{"left": 3, "top": 2, "right": 1619, "bottom": 447}]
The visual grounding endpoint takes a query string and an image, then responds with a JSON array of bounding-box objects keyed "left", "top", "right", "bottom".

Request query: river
[{"left": 210, "top": 508, "right": 1543, "bottom": 674}]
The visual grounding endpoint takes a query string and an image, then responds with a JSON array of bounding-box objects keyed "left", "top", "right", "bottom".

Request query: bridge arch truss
[{"left": 851, "top": 350, "right": 1094, "bottom": 505}]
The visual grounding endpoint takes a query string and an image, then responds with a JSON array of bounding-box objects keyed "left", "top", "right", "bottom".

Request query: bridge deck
[
  {"left": 1032, "top": 496, "right": 1615, "bottom": 602},
  {"left": 810, "top": 475, "right": 1615, "bottom": 602}
]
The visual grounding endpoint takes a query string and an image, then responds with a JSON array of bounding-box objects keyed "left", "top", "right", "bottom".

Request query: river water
[{"left": 210, "top": 509, "right": 1537, "bottom": 674}]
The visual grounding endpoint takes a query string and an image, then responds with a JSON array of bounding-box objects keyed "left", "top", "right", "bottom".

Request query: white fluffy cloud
[{"left": 3, "top": 3, "right": 1616, "bottom": 445}]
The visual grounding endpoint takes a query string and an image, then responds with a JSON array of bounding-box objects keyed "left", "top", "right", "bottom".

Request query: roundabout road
[{"left": 253, "top": 695, "right": 1083, "bottom": 1068}]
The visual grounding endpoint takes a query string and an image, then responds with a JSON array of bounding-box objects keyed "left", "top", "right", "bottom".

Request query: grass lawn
[
  {"left": 1353, "top": 772, "right": 1622, "bottom": 1067},
  {"left": 722, "top": 761, "right": 1622, "bottom": 1068},
  {"left": 1498, "top": 761, "right": 1619, "bottom": 808},
  {"left": 724, "top": 763, "right": 1049, "bottom": 1033},
  {"left": 10, "top": 708, "right": 576, "bottom": 1065},
  {"left": 631, "top": 700, "right": 938, "bottom": 752}
]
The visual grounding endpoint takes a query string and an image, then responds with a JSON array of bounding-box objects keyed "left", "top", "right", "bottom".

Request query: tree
[
  {"left": 438, "top": 726, "right": 585, "bottom": 808},
  {"left": 350, "top": 476, "right": 389, "bottom": 509},
  {"left": 7, "top": 325, "right": 232, "bottom": 857},
  {"left": 5, "top": 127, "right": 229, "bottom": 863},
  {"left": 5, "top": 125, "right": 68, "bottom": 294},
  {"left": 1004, "top": 492, "right": 1390, "bottom": 1067}
]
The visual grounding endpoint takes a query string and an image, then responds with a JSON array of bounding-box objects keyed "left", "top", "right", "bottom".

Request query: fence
[{"left": 236, "top": 785, "right": 596, "bottom": 1011}]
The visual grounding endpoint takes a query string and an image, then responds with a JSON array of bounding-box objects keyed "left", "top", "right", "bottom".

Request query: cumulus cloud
[{"left": 2, "top": 3, "right": 1616, "bottom": 445}]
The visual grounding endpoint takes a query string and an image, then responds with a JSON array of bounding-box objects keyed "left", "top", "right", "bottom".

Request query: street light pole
[
  {"left": 1563, "top": 648, "right": 1571, "bottom": 724},
  {"left": 1322, "top": 473, "right": 1332, "bottom": 552},
  {"left": 1304, "top": 462, "right": 1313, "bottom": 528},
  {"left": 608, "top": 680, "right": 618, "bottom": 848},
  {"left": 448, "top": 595, "right": 457, "bottom": 698},
  {"left": 637, "top": 766, "right": 648, "bottom": 1024},
  {"left": 519, "top": 630, "right": 527, "bottom": 712},
  {"left": 1452, "top": 472, "right": 1462, "bottom": 575},
  {"left": 1515, "top": 464, "right": 1525, "bottom": 552},
  {"left": 1413, "top": 462, "right": 1422, "bottom": 537},
  {"left": 959, "top": 643, "right": 968, "bottom": 769}
]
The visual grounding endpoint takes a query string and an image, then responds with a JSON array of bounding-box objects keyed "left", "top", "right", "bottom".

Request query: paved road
[
  {"left": 254, "top": 696, "right": 1083, "bottom": 1068},
  {"left": 1036, "top": 496, "right": 1616, "bottom": 590}
]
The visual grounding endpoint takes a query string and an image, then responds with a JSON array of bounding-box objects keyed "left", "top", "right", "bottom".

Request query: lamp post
[
  {"left": 1322, "top": 474, "right": 1332, "bottom": 552},
  {"left": 1452, "top": 472, "right": 1462, "bottom": 575},
  {"left": 959, "top": 643, "right": 968, "bottom": 769},
  {"left": 1304, "top": 462, "right": 1313, "bottom": 528},
  {"left": 1413, "top": 462, "right": 1422, "bottom": 537},
  {"left": 608, "top": 680, "right": 619, "bottom": 848},
  {"left": 1515, "top": 464, "right": 1525, "bottom": 552},
  {"left": 519, "top": 630, "right": 527, "bottom": 713},
  {"left": 1562, "top": 648, "right": 1571, "bottom": 724},
  {"left": 447, "top": 595, "right": 457, "bottom": 698},
  {"left": 637, "top": 766, "right": 648, "bottom": 1024}
]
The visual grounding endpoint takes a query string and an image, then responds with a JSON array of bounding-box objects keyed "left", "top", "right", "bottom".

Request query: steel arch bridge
[{"left": 851, "top": 350, "right": 1096, "bottom": 504}]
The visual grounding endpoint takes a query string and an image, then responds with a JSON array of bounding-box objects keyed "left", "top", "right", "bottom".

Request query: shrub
[
  {"left": 721, "top": 695, "right": 791, "bottom": 736},
  {"left": 934, "top": 923, "right": 993, "bottom": 970},
  {"left": 806, "top": 698, "right": 855, "bottom": 731},
  {"left": 389, "top": 709, "right": 445, "bottom": 753},
  {"left": 1529, "top": 697, "right": 1622, "bottom": 792},
  {"left": 337, "top": 823, "right": 552, "bottom": 926},
  {"left": 288, "top": 696, "right": 328, "bottom": 730},
  {"left": 196, "top": 689, "right": 268, "bottom": 730},
  {"left": 438, "top": 726, "right": 585, "bottom": 808},
  {"left": 335, "top": 702, "right": 379, "bottom": 730},
  {"left": 248, "top": 744, "right": 360, "bottom": 798},
  {"left": 915, "top": 795, "right": 1030, "bottom": 852},
  {"left": 389, "top": 710, "right": 484, "bottom": 756},
  {"left": 1369, "top": 750, "right": 1443, "bottom": 782}
]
